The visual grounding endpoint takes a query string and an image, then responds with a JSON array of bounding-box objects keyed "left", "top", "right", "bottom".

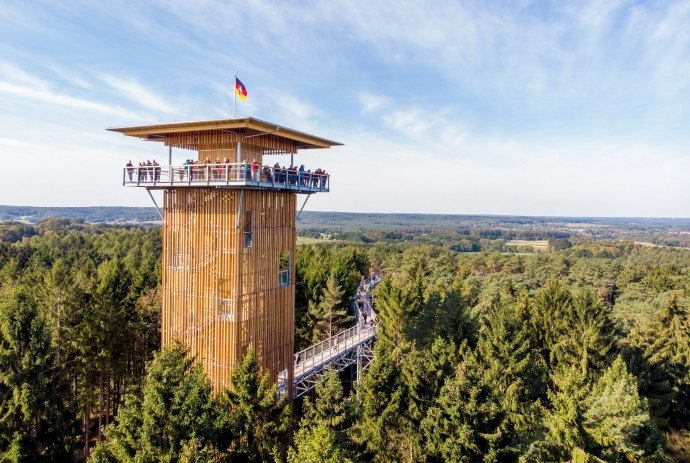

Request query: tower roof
[{"left": 107, "top": 117, "right": 342, "bottom": 152}]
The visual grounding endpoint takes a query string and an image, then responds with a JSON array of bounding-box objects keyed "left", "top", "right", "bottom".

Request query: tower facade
[{"left": 110, "top": 118, "right": 340, "bottom": 394}]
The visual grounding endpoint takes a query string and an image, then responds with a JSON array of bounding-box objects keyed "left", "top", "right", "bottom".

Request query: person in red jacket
[{"left": 251, "top": 159, "right": 260, "bottom": 181}]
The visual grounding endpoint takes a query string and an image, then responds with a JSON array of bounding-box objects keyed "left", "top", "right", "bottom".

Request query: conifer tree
[
  {"left": 289, "top": 369, "right": 352, "bottom": 463},
  {"left": 544, "top": 365, "right": 590, "bottom": 460},
  {"left": 476, "top": 303, "right": 545, "bottom": 457},
  {"left": 638, "top": 295, "right": 690, "bottom": 428},
  {"left": 584, "top": 356, "right": 662, "bottom": 461},
  {"left": 401, "top": 337, "right": 458, "bottom": 461},
  {"left": 90, "top": 341, "right": 223, "bottom": 462},
  {"left": 355, "top": 342, "right": 410, "bottom": 462},
  {"left": 221, "top": 344, "right": 290, "bottom": 462},
  {"left": 550, "top": 289, "right": 614, "bottom": 379},
  {"left": 288, "top": 424, "right": 350, "bottom": 463},
  {"left": 311, "top": 273, "right": 350, "bottom": 341},
  {"left": 421, "top": 347, "right": 503, "bottom": 462},
  {"left": 375, "top": 278, "right": 415, "bottom": 361},
  {"left": 0, "top": 287, "right": 76, "bottom": 462}
]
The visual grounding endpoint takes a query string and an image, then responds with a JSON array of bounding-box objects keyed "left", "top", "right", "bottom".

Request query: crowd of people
[
  {"left": 125, "top": 160, "right": 161, "bottom": 182},
  {"left": 125, "top": 158, "right": 329, "bottom": 188}
]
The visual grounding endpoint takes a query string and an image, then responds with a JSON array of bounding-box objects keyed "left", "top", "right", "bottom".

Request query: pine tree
[
  {"left": 289, "top": 369, "right": 352, "bottom": 463},
  {"left": 0, "top": 287, "right": 76, "bottom": 462},
  {"left": 638, "top": 295, "right": 690, "bottom": 428},
  {"left": 421, "top": 347, "right": 502, "bottom": 462},
  {"left": 221, "top": 344, "right": 290, "bottom": 462},
  {"left": 584, "top": 356, "right": 662, "bottom": 461},
  {"left": 354, "top": 342, "right": 410, "bottom": 462},
  {"left": 549, "top": 289, "right": 614, "bottom": 379},
  {"left": 312, "top": 273, "right": 350, "bottom": 341},
  {"left": 90, "top": 341, "right": 223, "bottom": 462},
  {"left": 288, "top": 424, "right": 350, "bottom": 463},
  {"left": 476, "top": 303, "right": 545, "bottom": 458},
  {"left": 375, "top": 278, "right": 415, "bottom": 361}
]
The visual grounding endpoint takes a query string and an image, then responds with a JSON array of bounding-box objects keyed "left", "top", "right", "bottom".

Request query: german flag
[{"left": 235, "top": 77, "right": 247, "bottom": 101}]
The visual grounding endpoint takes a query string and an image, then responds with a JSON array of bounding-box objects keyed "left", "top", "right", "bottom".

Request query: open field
[{"left": 506, "top": 240, "right": 551, "bottom": 251}]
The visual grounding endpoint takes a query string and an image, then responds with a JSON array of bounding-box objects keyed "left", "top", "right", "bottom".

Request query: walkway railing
[{"left": 122, "top": 163, "right": 330, "bottom": 192}]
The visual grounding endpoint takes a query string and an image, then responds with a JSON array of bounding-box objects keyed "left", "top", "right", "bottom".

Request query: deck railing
[{"left": 122, "top": 162, "right": 330, "bottom": 191}]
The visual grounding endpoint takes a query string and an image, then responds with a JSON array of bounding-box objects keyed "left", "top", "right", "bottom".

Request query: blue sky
[{"left": 1, "top": 0, "right": 689, "bottom": 216}]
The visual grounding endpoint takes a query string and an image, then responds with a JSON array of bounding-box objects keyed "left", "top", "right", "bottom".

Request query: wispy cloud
[
  {"left": 358, "top": 93, "right": 389, "bottom": 114},
  {"left": 100, "top": 74, "right": 178, "bottom": 114},
  {"left": 0, "top": 80, "right": 138, "bottom": 118}
]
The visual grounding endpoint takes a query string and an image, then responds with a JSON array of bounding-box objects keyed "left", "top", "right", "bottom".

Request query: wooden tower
[{"left": 109, "top": 117, "right": 341, "bottom": 395}]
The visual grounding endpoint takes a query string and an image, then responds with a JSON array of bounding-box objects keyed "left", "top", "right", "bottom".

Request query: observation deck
[{"left": 123, "top": 162, "right": 330, "bottom": 193}]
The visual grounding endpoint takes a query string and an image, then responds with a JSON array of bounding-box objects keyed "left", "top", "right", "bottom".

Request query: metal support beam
[
  {"left": 146, "top": 188, "right": 164, "bottom": 221},
  {"left": 236, "top": 190, "right": 244, "bottom": 229},
  {"left": 296, "top": 193, "right": 311, "bottom": 221}
]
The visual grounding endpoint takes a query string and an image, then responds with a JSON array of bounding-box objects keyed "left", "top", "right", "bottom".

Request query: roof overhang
[{"left": 107, "top": 117, "right": 342, "bottom": 150}]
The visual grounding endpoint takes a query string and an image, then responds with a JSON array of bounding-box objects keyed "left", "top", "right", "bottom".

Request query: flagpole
[{"left": 233, "top": 72, "right": 237, "bottom": 118}]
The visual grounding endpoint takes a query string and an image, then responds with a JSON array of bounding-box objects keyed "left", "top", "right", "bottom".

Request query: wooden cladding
[
  {"left": 161, "top": 187, "right": 296, "bottom": 394},
  {"left": 164, "top": 130, "right": 299, "bottom": 155}
]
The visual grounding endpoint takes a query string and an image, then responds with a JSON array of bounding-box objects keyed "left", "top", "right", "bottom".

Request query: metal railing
[
  {"left": 122, "top": 162, "right": 330, "bottom": 192},
  {"left": 293, "top": 324, "right": 377, "bottom": 374}
]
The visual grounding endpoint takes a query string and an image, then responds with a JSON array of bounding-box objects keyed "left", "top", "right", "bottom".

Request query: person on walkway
[
  {"left": 126, "top": 160, "right": 134, "bottom": 181},
  {"left": 243, "top": 160, "right": 250, "bottom": 180},
  {"left": 298, "top": 164, "right": 305, "bottom": 186},
  {"left": 214, "top": 158, "right": 221, "bottom": 180},
  {"left": 263, "top": 165, "right": 273, "bottom": 182},
  {"left": 251, "top": 159, "right": 260, "bottom": 181},
  {"left": 223, "top": 157, "right": 232, "bottom": 180},
  {"left": 153, "top": 160, "right": 160, "bottom": 182},
  {"left": 288, "top": 165, "right": 297, "bottom": 185},
  {"left": 274, "top": 162, "right": 281, "bottom": 184}
]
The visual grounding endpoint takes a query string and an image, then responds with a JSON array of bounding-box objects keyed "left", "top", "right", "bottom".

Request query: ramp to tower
[{"left": 277, "top": 276, "right": 380, "bottom": 399}]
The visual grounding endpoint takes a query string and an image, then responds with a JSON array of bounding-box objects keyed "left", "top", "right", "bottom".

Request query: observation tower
[{"left": 109, "top": 117, "right": 341, "bottom": 396}]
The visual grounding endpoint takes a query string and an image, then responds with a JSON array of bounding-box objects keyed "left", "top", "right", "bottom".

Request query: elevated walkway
[{"left": 277, "top": 276, "right": 381, "bottom": 399}]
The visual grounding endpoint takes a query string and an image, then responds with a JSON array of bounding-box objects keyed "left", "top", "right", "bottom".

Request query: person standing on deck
[
  {"left": 243, "top": 160, "right": 250, "bottom": 180},
  {"left": 251, "top": 159, "right": 260, "bottom": 181},
  {"left": 223, "top": 157, "right": 231, "bottom": 180},
  {"left": 298, "top": 164, "right": 305, "bottom": 186},
  {"left": 126, "top": 160, "right": 134, "bottom": 181}
]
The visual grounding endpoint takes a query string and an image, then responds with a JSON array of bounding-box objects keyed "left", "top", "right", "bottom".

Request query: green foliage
[
  {"left": 295, "top": 245, "right": 368, "bottom": 349},
  {"left": 90, "top": 341, "right": 223, "bottom": 462},
  {"left": 289, "top": 369, "right": 352, "bottom": 462},
  {"left": 0, "top": 288, "right": 76, "bottom": 462},
  {"left": 584, "top": 356, "right": 661, "bottom": 461},
  {"left": 288, "top": 424, "right": 350, "bottom": 463},
  {"left": 355, "top": 343, "right": 410, "bottom": 462},
  {"left": 221, "top": 344, "right": 290, "bottom": 462},
  {"left": 310, "top": 273, "right": 351, "bottom": 341},
  {"left": 4, "top": 218, "right": 690, "bottom": 462},
  {"left": 421, "top": 348, "right": 503, "bottom": 462}
]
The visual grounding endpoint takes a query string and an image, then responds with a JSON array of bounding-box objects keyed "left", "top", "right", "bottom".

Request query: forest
[{"left": 1, "top": 218, "right": 690, "bottom": 462}]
